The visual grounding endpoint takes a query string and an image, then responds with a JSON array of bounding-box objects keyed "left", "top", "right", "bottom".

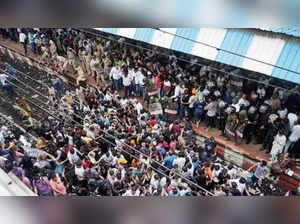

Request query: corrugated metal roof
[{"left": 270, "top": 27, "right": 300, "bottom": 38}]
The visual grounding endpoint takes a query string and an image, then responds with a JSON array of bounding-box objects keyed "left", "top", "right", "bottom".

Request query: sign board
[
  {"left": 149, "top": 103, "right": 163, "bottom": 115},
  {"left": 224, "top": 147, "right": 244, "bottom": 167},
  {"left": 165, "top": 108, "right": 177, "bottom": 115},
  {"left": 148, "top": 89, "right": 160, "bottom": 96}
]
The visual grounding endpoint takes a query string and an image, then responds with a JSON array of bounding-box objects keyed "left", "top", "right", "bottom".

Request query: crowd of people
[{"left": 0, "top": 28, "right": 299, "bottom": 196}]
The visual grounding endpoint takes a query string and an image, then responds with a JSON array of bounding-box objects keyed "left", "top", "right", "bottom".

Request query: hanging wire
[
  {"left": 155, "top": 28, "right": 300, "bottom": 77},
  {"left": 2, "top": 77, "right": 215, "bottom": 196},
  {"left": 74, "top": 28, "right": 300, "bottom": 96}
]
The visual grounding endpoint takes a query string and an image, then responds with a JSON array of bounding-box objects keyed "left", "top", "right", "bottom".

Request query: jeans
[
  {"left": 113, "top": 78, "right": 121, "bottom": 91},
  {"left": 22, "top": 41, "right": 27, "bottom": 54},
  {"left": 124, "top": 85, "right": 131, "bottom": 98},
  {"left": 205, "top": 115, "right": 215, "bottom": 128},
  {"left": 135, "top": 85, "right": 145, "bottom": 98},
  {"left": 3, "top": 84, "right": 14, "bottom": 97},
  {"left": 179, "top": 105, "right": 186, "bottom": 121},
  {"left": 30, "top": 42, "right": 36, "bottom": 54},
  {"left": 284, "top": 140, "right": 296, "bottom": 153}
]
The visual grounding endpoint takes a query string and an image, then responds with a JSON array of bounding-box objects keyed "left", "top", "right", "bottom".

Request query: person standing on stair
[{"left": 19, "top": 31, "right": 28, "bottom": 55}]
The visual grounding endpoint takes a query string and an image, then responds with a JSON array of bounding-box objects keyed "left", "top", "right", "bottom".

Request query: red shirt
[
  {"left": 149, "top": 120, "right": 157, "bottom": 127},
  {"left": 169, "top": 140, "right": 177, "bottom": 152},
  {"left": 75, "top": 129, "right": 85, "bottom": 137},
  {"left": 82, "top": 159, "right": 91, "bottom": 169},
  {"left": 155, "top": 76, "right": 162, "bottom": 89},
  {"left": 172, "top": 124, "right": 181, "bottom": 136},
  {"left": 65, "top": 144, "right": 74, "bottom": 154}
]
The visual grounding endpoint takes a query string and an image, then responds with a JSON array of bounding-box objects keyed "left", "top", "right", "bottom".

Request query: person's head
[
  {"left": 12, "top": 161, "right": 18, "bottom": 170},
  {"left": 231, "top": 181, "right": 237, "bottom": 189},
  {"left": 239, "top": 177, "right": 246, "bottom": 184},
  {"left": 261, "top": 160, "right": 267, "bottom": 167},
  {"left": 109, "top": 170, "right": 114, "bottom": 176},
  {"left": 76, "top": 161, "right": 82, "bottom": 168},
  {"left": 106, "top": 151, "right": 110, "bottom": 157},
  {"left": 228, "top": 164, "right": 233, "bottom": 170}
]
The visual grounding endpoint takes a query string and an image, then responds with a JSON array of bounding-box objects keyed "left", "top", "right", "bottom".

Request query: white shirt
[
  {"left": 100, "top": 152, "right": 113, "bottom": 163},
  {"left": 135, "top": 71, "right": 145, "bottom": 86},
  {"left": 164, "top": 80, "right": 171, "bottom": 87},
  {"left": 150, "top": 176, "right": 159, "bottom": 189},
  {"left": 122, "top": 75, "right": 132, "bottom": 86},
  {"left": 205, "top": 101, "right": 218, "bottom": 117},
  {"left": 135, "top": 102, "right": 143, "bottom": 115},
  {"left": 229, "top": 179, "right": 246, "bottom": 193},
  {"left": 227, "top": 168, "right": 237, "bottom": 179},
  {"left": 75, "top": 166, "right": 85, "bottom": 181},
  {"left": 90, "top": 58, "right": 100, "bottom": 71},
  {"left": 19, "top": 33, "right": 26, "bottom": 43},
  {"left": 171, "top": 85, "right": 183, "bottom": 99},
  {"left": 120, "top": 98, "right": 128, "bottom": 108},
  {"left": 128, "top": 69, "right": 136, "bottom": 81},
  {"left": 68, "top": 151, "right": 80, "bottom": 165},
  {"left": 257, "top": 88, "right": 266, "bottom": 98},
  {"left": 287, "top": 113, "right": 298, "bottom": 130},
  {"left": 0, "top": 74, "right": 8, "bottom": 85},
  {"left": 109, "top": 66, "right": 121, "bottom": 80},
  {"left": 173, "top": 157, "right": 186, "bottom": 172},
  {"left": 289, "top": 125, "right": 300, "bottom": 142},
  {"left": 123, "top": 189, "right": 133, "bottom": 196},
  {"left": 277, "top": 108, "right": 288, "bottom": 119},
  {"left": 238, "top": 98, "right": 250, "bottom": 107}
]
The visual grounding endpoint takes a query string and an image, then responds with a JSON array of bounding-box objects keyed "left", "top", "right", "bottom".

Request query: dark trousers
[
  {"left": 256, "top": 127, "right": 266, "bottom": 144},
  {"left": 205, "top": 115, "right": 215, "bottom": 128},
  {"left": 22, "top": 41, "right": 27, "bottom": 54},
  {"left": 187, "top": 107, "right": 194, "bottom": 120},
  {"left": 30, "top": 42, "right": 36, "bottom": 54},
  {"left": 3, "top": 84, "right": 15, "bottom": 97},
  {"left": 244, "top": 124, "right": 255, "bottom": 144},
  {"left": 263, "top": 134, "right": 275, "bottom": 152},
  {"left": 218, "top": 117, "right": 226, "bottom": 134},
  {"left": 124, "top": 85, "right": 131, "bottom": 98}
]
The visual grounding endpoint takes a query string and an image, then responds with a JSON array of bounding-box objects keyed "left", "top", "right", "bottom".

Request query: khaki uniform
[
  {"left": 84, "top": 53, "right": 92, "bottom": 75},
  {"left": 55, "top": 55, "right": 67, "bottom": 72},
  {"left": 90, "top": 58, "right": 104, "bottom": 85},
  {"left": 75, "top": 66, "right": 86, "bottom": 86},
  {"left": 225, "top": 114, "right": 238, "bottom": 139},
  {"left": 41, "top": 46, "right": 50, "bottom": 65},
  {"left": 67, "top": 48, "right": 76, "bottom": 72},
  {"left": 78, "top": 49, "right": 87, "bottom": 73},
  {"left": 49, "top": 42, "right": 57, "bottom": 59}
]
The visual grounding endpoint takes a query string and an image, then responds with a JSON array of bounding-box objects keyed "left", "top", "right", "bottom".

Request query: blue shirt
[
  {"left": 28, "top": 32, "right": 34, "bottom": 43},
  {"left": 0, "top": 149, "right": 9, "bottom": 156},
  {"left": 158, "top": 147, "right": 166, "bottom": 157},
  {"left": 223, "top": 95, "right": 233, "bottom": 105},
  {"left": 193, "top": 159, "right": 200, "bottom": 169},
  {"left": 164, "top": 155, "right": 176, "bottom": 169},
  {"left": 0, "top": 149, "right": 14, "bottom": 161},
  {"left": 194, "top": 101, "right": 204, "bottom": 114}
]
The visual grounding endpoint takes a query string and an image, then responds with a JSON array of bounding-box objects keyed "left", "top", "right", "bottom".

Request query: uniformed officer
[
  {"left": 260, "top": 114, "right": 279, "bottom": 153},
  {"left": 224, "top": 111, "right": 239, "bottom": 141},
  {"left": 244, "top": 105, "right": 259, "bottom": 144},
  {"left": 255, "top": 103, "right": 270, "bottom": 144},
  {"left": 217, "top": 100, "right": 227, "bottom": 136},
  {"left": 235, "top": 106, "right": 248, "bottom": 145}
]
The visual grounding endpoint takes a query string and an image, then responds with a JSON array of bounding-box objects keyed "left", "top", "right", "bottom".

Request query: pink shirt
[{"left": 169, "top": 141, "right": 177, "bottom": 152}]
